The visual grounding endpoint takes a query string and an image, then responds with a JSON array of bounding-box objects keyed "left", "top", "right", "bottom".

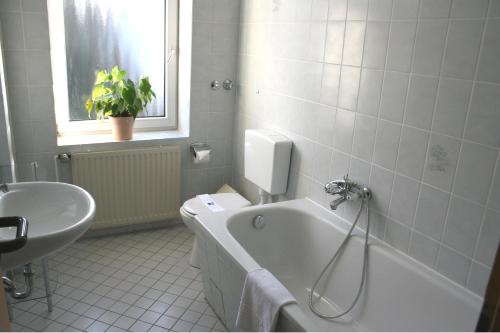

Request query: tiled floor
[{"left": 8, "top": 225, "right": 226, "bottom": 332}]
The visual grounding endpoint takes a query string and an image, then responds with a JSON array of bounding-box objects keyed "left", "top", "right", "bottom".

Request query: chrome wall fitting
[
  {"left": 222, "top": 79, "right": 233, "bottom": 90},
  {"left": 211, "top": 80, "right": 221, "bottom": 90},
  {"left": 324, "top": 175, "right": 371, "bottom": 210}
]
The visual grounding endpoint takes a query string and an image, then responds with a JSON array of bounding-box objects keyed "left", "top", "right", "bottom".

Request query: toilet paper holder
[
  {"left": 190, "top": 142, "right": 211, "bottom": 164},
  {"left": 190, "top": 142, "right": 210, "bottom": 154}
]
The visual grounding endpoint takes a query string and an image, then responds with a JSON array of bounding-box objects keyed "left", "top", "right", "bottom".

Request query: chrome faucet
[
  {"left": 329, "top": 196, "right": 347, "bottom": 210},
  {"left": 324, "top": 175, "right": 371, "bottom": 210},
  {"left": 0, "top": 184, "right": 8, "bottom": 193}
]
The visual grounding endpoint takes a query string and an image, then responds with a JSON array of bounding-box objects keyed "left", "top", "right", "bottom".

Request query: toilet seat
[{"left": 182, "top": 193, "right": 251, "bottom": 216}]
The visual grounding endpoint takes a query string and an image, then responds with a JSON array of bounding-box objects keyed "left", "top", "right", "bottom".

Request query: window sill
[{"left": 57, "top": 129, "right": 189, "bottom": 148}]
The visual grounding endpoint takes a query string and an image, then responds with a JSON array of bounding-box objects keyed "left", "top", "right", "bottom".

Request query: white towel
[{"left": 235, "top": 268, "right": 296, "bottom": 332}]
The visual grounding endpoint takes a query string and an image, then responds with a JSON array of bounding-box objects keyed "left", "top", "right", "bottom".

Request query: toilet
[
  {"left": 180, "top": 129, "right": 292, "bottom": 267},
  {"left": 180, "top": 190, "right": 251, "bottom": 267}
]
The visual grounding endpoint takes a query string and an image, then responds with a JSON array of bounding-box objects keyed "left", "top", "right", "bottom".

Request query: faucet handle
[
  {"left": 325, "top": 174, "right": 357, "bottom": 195},
  {"left": 325, "top": 175, "right": 372, "bottom": 210},
  {"left": 325, "top": 179, "right": 348, "bottom": 195},
  {"left": 324, "top": 181, "right": 335, "bottom": 193}
]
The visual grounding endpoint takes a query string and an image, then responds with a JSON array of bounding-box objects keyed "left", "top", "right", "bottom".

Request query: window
[{"left": 48, "top": 0, "right": 180, "bottom": 136}]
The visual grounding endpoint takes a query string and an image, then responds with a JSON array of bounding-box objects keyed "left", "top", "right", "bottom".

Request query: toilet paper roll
[{"left": 193, "top": 149, "right": 210, "bottom": 164}]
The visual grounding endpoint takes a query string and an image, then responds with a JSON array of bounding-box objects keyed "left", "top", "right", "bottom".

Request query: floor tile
[
  {"left": 69, "top": 302, "right": 91, "bottom": 314},
  {"left": 154, "top": 314, "right": 177, "bottom": 329},
  {"left": 181, "top": 310, "right": 202, "bottom": 324},
  {"left": 84, "top": 306, "right": 106, "bottom": 320},
  {"left": 123, "top": 306, "right": 146, "bottom": 319},
  {"left": 139, "top": 310, "right": 162, "bottom": 325},
  {"left": 196, "top": 314, "right": 218, "bottom": 328},
  {"left": 192, "top": 324, "right": 212, "bottom": 331},
  {"left": 129, "top": 320, "right": 153, "bottom": 332},
  {"left": 134, "top": 296, "right": 156, "bottom": 310},
  {"left": 55, "top": 312, "right": 79, "bottom": 326},
  {"left": 173, "top": 319, "right": 194, "bottom": 332},
  {"left": 149, "top": 324, "right": 167, "bottom": 331},
  {"left": 164, "top": 305, "right": 186, "bottom": 319},
  {"left": 9, "top": 225, "right": 226, "bottom": 332},
  {"left": 44, "top": 321, "right": 67, "bottom": 331},
  {"left": 113, "top": 315, "right": 136, "bottom": 330},
  {"left": 105, "top": 325, "right": 123, "bottom": 332},
  {"left": 70, "top": 316, "right": 95, "bottom": 331},
  {"left": 98, "top": 311, "right": 121, "bottom": 325},
  {"left": 149, "top": 300, "right": 170, "bottom": 314}
]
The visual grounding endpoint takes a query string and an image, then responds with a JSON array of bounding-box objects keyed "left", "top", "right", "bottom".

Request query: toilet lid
[{"left": 183, "top": 193, "right": 251, "bottom": 216}]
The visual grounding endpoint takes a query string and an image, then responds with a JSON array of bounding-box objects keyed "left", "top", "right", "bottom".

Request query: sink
[{"left": 0, "top": 182, "right": 95, "bottom": 269}]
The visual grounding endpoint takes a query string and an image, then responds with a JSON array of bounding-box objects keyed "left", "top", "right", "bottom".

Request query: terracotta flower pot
[{"left": 109, "top": 116, "right": 135, "bottom": 140}]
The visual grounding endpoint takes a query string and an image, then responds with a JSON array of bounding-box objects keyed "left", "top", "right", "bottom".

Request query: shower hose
[{"left": 308, "top": 197, "right": 370, "bottom": 319}]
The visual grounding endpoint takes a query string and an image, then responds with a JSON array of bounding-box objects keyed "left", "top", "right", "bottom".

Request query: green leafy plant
[{"left": 86, "top": 66, "right": 156, "bottom": 120}]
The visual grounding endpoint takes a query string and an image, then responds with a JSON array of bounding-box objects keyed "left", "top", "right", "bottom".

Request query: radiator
[{"left": 71, "top": 146, "right": 181, "bottom": 229}]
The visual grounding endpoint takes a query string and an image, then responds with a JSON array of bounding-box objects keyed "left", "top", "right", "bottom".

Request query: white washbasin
[{"left": 0, "top": 182, "right": 95, "bottom": 269}]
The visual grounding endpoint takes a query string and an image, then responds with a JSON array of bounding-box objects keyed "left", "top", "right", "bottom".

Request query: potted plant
[{"left": 86, "top": 66, "right": 156, "bottom": 140}]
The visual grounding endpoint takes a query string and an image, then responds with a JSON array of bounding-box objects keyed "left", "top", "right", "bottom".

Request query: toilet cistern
[{"left": 244, "top": 129, "right": 293, "bottom": 204}]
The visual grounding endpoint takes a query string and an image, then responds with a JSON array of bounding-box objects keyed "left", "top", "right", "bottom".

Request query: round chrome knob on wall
[
  {"left": 222, "top": 79, "right": 233, "bottom": 90},
  {"left": 211, "top": 80, "right": 221, "bottom": 90}
]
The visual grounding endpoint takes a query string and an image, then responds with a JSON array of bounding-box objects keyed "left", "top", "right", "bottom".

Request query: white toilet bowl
[{"left": 180, "top": 192, "right": 251, "bottom": 267}]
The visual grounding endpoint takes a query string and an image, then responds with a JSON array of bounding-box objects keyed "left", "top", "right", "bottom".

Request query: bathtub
[{"left": 194, "top": 198, "right": 482, "bottom": 331}]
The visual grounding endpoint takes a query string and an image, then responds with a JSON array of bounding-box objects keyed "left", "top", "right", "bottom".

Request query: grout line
[
  {"left": 326, "top": 0, "right": 349, "bottom": 206},
  {"left": 317, "top": 0, "right": 331, "bottom": 105},
  {"left": 340, "top": 0, "right": 370, "bottom": 225},
  {"left": 347, "top": 0, "right": 370, "bottom": 181},
  {"left": 394, "top": 0, "right": 423, "bottom": 255},
  {"left": 408, "top": 0, "right": 453, "bottom": 264},
  {"left": 363, "top": 0, "right": 393, "bottom": 236}
]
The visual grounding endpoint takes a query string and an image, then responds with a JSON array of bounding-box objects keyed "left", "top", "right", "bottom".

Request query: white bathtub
[{"left": 194, "top": 199, "right": 482, "bottom": 331}]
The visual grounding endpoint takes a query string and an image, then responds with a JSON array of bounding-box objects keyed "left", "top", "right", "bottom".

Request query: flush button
[{"left": 252, "top": 215, "right": 265, "bottom": 229}]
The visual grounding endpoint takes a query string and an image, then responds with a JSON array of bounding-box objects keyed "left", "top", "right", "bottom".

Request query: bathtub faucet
[{"left": 324, "top": 175, "right": 371, "bottom": 210}]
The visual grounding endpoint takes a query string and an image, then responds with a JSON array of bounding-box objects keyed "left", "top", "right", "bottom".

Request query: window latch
[{"left": 167, "top": 48, "right": 177, "bottom": 64}]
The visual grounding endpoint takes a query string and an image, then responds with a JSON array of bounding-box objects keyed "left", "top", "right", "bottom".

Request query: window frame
[{"left": 48, "top": 0, "right": 179, "bottom": 137}]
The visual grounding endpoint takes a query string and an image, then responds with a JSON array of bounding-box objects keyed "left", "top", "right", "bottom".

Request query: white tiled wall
[
  {"left": 232, "top": 0, "right": 500, "bottom": 296},
  {"left": 0, "top": 0, "right": 240, "bottom": 202},
  {"left": 186, "top": 0, "right": 241, "bottom": 201}
]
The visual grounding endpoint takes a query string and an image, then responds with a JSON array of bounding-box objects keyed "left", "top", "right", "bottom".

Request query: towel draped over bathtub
[{"left": 235, "top": 268, "right": 296, "bottom": 332}]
